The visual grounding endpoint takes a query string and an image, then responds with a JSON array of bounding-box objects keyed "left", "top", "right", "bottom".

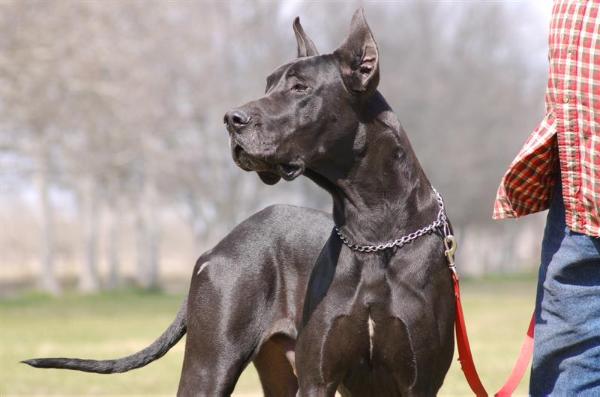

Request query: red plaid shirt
[{"left": 494, "top": 0, "right": 600, "bottom": 238}]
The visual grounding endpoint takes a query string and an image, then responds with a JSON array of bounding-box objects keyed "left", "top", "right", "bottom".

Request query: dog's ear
[
  {"left": 293, "top": 17, "right": 319, "bottom": 57},
  {"left": 258, "top": 171, "right": 281, "bottom": 185},
  {"left": 334, "top": 8, "right": 379, "bottom": 95}
]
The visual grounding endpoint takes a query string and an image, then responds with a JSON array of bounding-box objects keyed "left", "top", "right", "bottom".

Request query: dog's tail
[{"left": 22, "top": 297, "right": 187, "bottom": 374}]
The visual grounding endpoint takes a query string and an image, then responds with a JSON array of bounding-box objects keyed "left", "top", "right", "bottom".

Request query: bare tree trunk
[
  {"left": 135, "top": 179, "right": 160, "bottom": 289},
  {"left": 105, "top": 200, "right": 121, "bottom": 289},
  {"left": 134, "top": 207, "right": 147, "bottom": 287},
  {"left": 146, "top": 211, "right": 160, "bottom": 289},
  {"left": 78, "top": 176, "right": 100, "bottom": 292},
  {"left": 36, "top": 148, "right": 61, "bottom": 295}
]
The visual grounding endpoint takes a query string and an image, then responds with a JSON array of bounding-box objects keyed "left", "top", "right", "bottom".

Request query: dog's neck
[{"left": 306, "top": 92, "right": 439, "bottom": 246}]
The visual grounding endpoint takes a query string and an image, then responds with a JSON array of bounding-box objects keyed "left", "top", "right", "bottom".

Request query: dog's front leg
[{"left": 295, "top": 305, "right": 366, "bottom": 397}]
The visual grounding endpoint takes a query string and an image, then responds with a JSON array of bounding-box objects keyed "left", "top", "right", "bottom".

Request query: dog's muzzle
[
  {"left": 224, "top": 109, "right": 251, "bottom": 134},
  {"left": 225, "top": 109, "right": 305, "bottom": 184},
  {"left": 230, "top": 142, "right": 305, "bottom": 184}
]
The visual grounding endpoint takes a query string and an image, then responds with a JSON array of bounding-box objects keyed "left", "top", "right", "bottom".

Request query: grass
[{"left": 0, "top": 275, "right": 536, "bottom": 396}]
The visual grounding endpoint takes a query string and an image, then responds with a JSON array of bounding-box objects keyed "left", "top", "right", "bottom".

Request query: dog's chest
[{"left": 352, "top": 251, "right": 398, "bottom": 302}]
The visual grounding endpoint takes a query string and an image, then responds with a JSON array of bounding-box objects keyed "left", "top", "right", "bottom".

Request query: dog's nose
[{"left": 224, "top": 109, "right": 251, "bottom": 132}]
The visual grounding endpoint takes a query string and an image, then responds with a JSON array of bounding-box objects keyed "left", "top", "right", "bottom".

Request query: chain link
[{"left": 334, "top": 188, "right": 449, "bottom": 253}]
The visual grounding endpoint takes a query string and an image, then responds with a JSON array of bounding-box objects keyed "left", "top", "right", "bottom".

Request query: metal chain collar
[{"left": 334, "top": 187, "right": 450, "bottom": 253}]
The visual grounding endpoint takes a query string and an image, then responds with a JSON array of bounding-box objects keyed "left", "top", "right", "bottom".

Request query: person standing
[{"left": 494, "top": 1, "right": 600, "bottom": 395}]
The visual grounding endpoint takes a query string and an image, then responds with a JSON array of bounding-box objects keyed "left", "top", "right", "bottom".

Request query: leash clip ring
[{"left": 444, "top": 234, "right": 457, "bottom": 273}]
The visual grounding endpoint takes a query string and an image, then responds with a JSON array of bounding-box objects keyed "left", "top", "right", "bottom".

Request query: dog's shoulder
[
  {"left": 259, "top": 204, "right": 330, "bottom": 221},
  {"left": 253, "top": 204, "right": 333, "bottom": 239}
]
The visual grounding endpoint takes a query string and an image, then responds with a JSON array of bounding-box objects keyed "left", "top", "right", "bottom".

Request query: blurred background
[{"left": 1, "top": 0, "right": 550, "bottom": 395}]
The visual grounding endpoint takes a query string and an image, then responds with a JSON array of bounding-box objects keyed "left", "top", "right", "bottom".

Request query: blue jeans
[{"left": 530, "top": 183, "right": 600, "bottom": 396}]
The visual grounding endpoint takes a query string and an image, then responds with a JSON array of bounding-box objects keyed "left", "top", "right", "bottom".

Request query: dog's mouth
[
  {"left": 231, "top": 144, "right": 304, "bottom": 185},
  {"left": 232, "top": 145, "right": 256, "bottom": 171},
  {"left": 276, "top": 162, "right": 304, "bottom": 181}
]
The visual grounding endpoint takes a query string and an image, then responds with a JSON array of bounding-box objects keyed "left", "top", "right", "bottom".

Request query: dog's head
[{"left": 224, "top": 9, "right": 380, "bottom": 185}]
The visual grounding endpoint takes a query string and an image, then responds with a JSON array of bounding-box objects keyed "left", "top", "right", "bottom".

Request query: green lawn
[{"left": 0, "top": 275, "right": 536, "bottom": 396}]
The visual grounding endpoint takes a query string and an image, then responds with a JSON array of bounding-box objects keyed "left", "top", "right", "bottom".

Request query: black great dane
[
  {"left": 25, "top": 205, "right": 334, "bottom": 396},
  {"left": 25, "top": 9, "right": 454, "bottom": 397},
  {"left": 225, "top": 9, "right": 455, "bottom": 397}
]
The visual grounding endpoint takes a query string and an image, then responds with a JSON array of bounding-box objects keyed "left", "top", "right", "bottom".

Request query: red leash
[
  {"left": 495, "top": 313, "right": 535, "bottom": 397},
  {"left": 445, "top": 236, "right": 535, "bottom": 396},
  {"left": 451, "top": 270, "right": 489, "bottom": 396}
]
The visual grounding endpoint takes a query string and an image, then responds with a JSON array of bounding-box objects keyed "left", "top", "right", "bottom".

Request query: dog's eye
[{"left": 291, "top": 83, "right": 308, "bottom": 93}]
